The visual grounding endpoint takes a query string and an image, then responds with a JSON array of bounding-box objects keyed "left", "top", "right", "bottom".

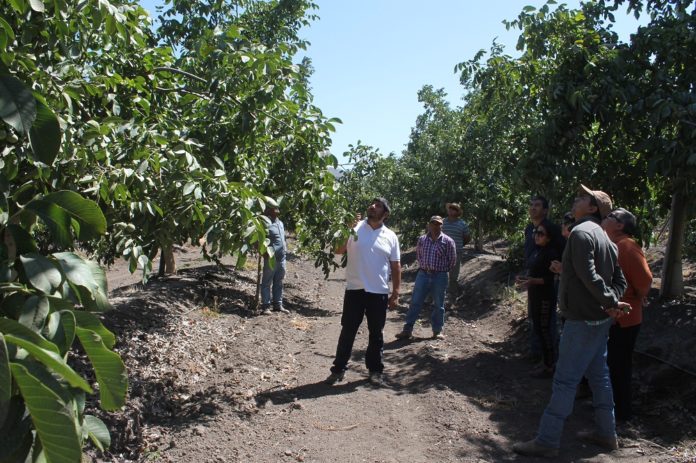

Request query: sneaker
[
  {"left": 577, "top": 430, "right": 619, "bottom": 450},
  {"left": 394, "top": 330, "right": 413, "bottom": 340},
  {"left": 324, "top": 372, "right": 345, "bottom": 385},
  {"left": 273, "top": 305, "right": 290, "bottom": 314},
  {"left": 512, "top": 439, "right": 559, "bottom": 458},
  {"left": 261, "top": 305, "right": 273, "bottom": 315},
  {"left": 432, "top": 331, "right": 445, "bottom": 340},
  {"left": 368, "top": 372, "right": 385, "bottom": 387}
]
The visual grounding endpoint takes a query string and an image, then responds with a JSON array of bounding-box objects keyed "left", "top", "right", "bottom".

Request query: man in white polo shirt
[{"left": 325, "top": 198, "right": 401, "bottom": 387}]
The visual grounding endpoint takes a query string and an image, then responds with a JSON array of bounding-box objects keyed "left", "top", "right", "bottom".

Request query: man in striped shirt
[
  {"left": 441, "top": 202, "right": 471, "bottom": 300},
  {"left": 395, "top": 215, "right": 457, "bottom": 340}
]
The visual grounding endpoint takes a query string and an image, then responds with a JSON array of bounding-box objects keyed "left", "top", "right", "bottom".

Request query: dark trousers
[
  {"left": 607, "top": 323, "right": 641, "bottom": 421},
  {"left": 530, "top": 296, "right": 556, "bottom": 368},
  {"left": 330, "top": 289, "right": 388, "bottom": 375}
]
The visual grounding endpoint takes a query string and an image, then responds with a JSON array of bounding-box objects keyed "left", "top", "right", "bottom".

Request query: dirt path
[{"left": 93, "top": 247, "right": 696, "bottom": 463}]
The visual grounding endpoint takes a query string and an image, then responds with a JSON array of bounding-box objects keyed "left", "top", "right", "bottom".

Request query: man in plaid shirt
[{"left": 395, "top": 215, "right": 457, "bottom": 340}]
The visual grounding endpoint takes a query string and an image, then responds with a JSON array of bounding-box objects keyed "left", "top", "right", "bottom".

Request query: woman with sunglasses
[{"left": 517, "top": 223, "right": 560, "bottom": 377}]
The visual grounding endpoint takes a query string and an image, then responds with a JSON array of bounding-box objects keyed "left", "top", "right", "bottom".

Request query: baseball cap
[
  {"left": 429, "top": 215, "right": 444, "bottom": 224},
  {"left": 578, "top": 185, "right": 612, "bottom": 219}
]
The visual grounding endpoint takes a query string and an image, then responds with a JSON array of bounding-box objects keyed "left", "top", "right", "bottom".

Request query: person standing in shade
[
  {"left": 602, "top": 208, "right": 653, "bottom": 422},
  {"left": 395, "top": 215, "right": 456, "bottom": 340},
  {"left": 260, "top": 204, "right": 289, "bottom": 314},
  {"left": 516, "top": 222, "right": 560, "bottom": 378},
  {"left": 325, "top": 198, "right": 401, "bottom": 387},
  {"left": 441, "top": 202, "right": 470, "bottom": 300},
  {"left": 523, "top": 196, "right": 562, "bottom": 363},
  {"left": 513, "top": 185, "right": 630, "bottom": 458}
]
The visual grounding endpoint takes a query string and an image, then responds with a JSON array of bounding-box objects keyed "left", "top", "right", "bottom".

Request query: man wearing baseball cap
[
  {"left": 514, "top": 185, "right": 630, "bottom": 458},
  {"left": 395, "top": 215, "right": 457, "bottom": 340}
]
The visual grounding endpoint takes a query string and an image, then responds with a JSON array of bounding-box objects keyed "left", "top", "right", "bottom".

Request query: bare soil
[{"left": 86, "top": 244, "right": 696, "bottom": 463}]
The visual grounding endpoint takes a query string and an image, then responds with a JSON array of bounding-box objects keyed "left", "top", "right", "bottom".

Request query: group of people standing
[
  {"left": 262, "top": 188, "right": 653, "bottom": 458},
  {"left": 514, "top": 185, "right": 653, "bottom": 458}
]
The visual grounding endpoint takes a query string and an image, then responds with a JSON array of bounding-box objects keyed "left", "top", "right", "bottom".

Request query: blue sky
[{"left": 140, "top": 1, "right": 645, "bottom": 164}]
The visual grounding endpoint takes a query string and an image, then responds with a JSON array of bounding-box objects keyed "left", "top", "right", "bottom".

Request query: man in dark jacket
[{"left": 513, "top": 185, "right": 631, "bottom": 458}]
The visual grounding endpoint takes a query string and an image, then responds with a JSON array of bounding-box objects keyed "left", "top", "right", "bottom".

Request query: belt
[{"left": 421, "top": 268, "right": 446, "bottom": 274}]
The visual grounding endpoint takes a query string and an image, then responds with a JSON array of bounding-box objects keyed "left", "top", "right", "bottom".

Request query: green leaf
[
  {"left": 53, "top": 253, "right": 110, "bottom": 312},
  {"left": 0, "top": 334, "right": 10, "bottom": 426},
  {"left": 29, "top": 0, "right": 45, "bottom": 13},
  {"left": 0, "top": 16, "right": 16, "bottom": 44},
  {"left": 28, "top": 94, "right": 61, "bottom": 165},
  {"left": 83, "top": 415, "right": 110, "bottom": 451},
  {"left": 4, "top": 334, "right": 92, "bottom": 393},
  {"left": 0, "top": 318, "right": 60, "bottom": 354},
  {"left": 9, "top": 362, "right": 82, "bottom": 463},
  {"left": 5, "top": 224, "right": 38, "bottom": 255},
  {"left": 75, "top": 327, "right": 127, "bottom": 410},
  {"left": 8, "top": 0, "right": 26, "bottom": 14},
  {"left": 43, "top": 310, "right": 76, "bottom": 356},
  {"left": 19, "top": 295, "right": 50, "bottom": 332},
  {"left": 24, "top": 191, "right": 106, "bottom": 247},
  {"left": 0, "top": 74, "right": 36, "bottom": 135},
  {"left": 20, "top": 253, "right": 63, "bottom": 294},
  {"left": 42, "top": 191, "right": 106, "bottom": 240},
  {"left": 183, "top": 181, "right": 196, "bottom": 195},
  {"left": 0, "top": 398, "right": 32, "bottom": 462},
  {"left": 22, "top": 199, "right": 72, "bottom": 248},
  {"left": 71, "top": 310, "right": 115, "bottom": 352}
]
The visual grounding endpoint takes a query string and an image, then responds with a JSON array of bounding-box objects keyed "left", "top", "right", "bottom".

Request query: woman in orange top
[{"left": 602, "top": 208, "right": 653, "bottom": 422}]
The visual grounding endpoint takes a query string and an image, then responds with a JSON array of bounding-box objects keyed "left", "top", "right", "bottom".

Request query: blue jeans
[
  {"left": 536, "top": 319, "right": 615, "bottom": 449},
  {"left": 331, "top": 290, "right": 388, "bottom": 374},
  {"left": 403, "top": 270, "right": 448, "bottom": 333},
  {"left": 261, "top": 255, "right": 286, "bottom": 306}
]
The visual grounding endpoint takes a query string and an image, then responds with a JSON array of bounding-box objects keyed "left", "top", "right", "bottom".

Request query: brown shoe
[
  {"left": 577, "top": 430, "right": 619, "bottom": 450},
  {"left": 512, "top": 439, "right": 559, "bottom": 457},
  {"left": 395, "top": 330, "right": 413, "bottom": 340}
]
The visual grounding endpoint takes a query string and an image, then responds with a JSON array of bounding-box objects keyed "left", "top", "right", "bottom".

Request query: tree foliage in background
[
  {"left": 354, "top": 0, "right": 693, "bottom": 296},
  {"left": 0, "top": 0, "right": 353, "bottom": 459}
]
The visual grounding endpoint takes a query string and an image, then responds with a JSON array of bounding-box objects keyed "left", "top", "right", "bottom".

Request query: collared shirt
[
  {"left": 416, "top": 232, "right": 456, "bottom": 272},
  {"left": 345, "top": 220, "right": 400, "bottom": 294}
]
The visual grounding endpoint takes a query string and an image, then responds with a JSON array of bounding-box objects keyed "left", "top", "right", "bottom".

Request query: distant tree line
[{"left": 339, "top": 0, "right": 695, "bottom": 299}]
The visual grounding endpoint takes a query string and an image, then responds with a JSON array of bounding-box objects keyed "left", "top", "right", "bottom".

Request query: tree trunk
[
  {"left": 253, "top": 252, "right": 262, "bottom": 310},
  {"left": 660, "top": 187, "right": 687, "bottom": 299},
  {"left": 474, "top": 221, "right": 484, "bottom": 252},
  {"left": 159, "top": 245, "right": 177, "bottom": 276}
]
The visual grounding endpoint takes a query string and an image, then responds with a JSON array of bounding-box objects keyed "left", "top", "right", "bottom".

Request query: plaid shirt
[{"left": 417, "top": 232, "right": 457, "bottom": 272}]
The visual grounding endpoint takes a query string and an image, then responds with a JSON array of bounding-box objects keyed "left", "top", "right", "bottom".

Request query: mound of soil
[{"left": 84, "top": 244, "right": 696, "bottom": 462}]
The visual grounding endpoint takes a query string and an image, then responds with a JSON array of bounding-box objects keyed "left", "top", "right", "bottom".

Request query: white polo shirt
[{"left": 345, "top": 220, "right": 400, "bottom": 294}]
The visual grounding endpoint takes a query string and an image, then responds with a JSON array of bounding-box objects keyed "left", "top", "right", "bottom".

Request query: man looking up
[
  {"left": 441, "top": 202, "right": 470, "bottom": 300},
  {"left": 513, "top": 185, "right": 630, "bottom": 458},
  {"left": 325, "top": 198, "right": 401, "bottom": 387},
  {"left": 395, "top": 215, "right": 456, "bottom": 340}
]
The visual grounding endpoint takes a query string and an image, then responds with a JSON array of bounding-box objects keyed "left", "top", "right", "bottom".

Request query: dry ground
[{"left": 84, "top": 244, "right": 696, "bottom": 463}]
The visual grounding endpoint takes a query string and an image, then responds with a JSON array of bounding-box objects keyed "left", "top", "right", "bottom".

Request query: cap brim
[{"left": 578, "top": 184, "right": 594, "bottom": 197}]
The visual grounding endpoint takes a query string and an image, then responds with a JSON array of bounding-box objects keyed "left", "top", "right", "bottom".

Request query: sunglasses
[
  {"left": 533, "top": 229, "right": 547, "bottom": 236},
  {"left": 606, "top": 212, "right": 622, "bottom": 222}
]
